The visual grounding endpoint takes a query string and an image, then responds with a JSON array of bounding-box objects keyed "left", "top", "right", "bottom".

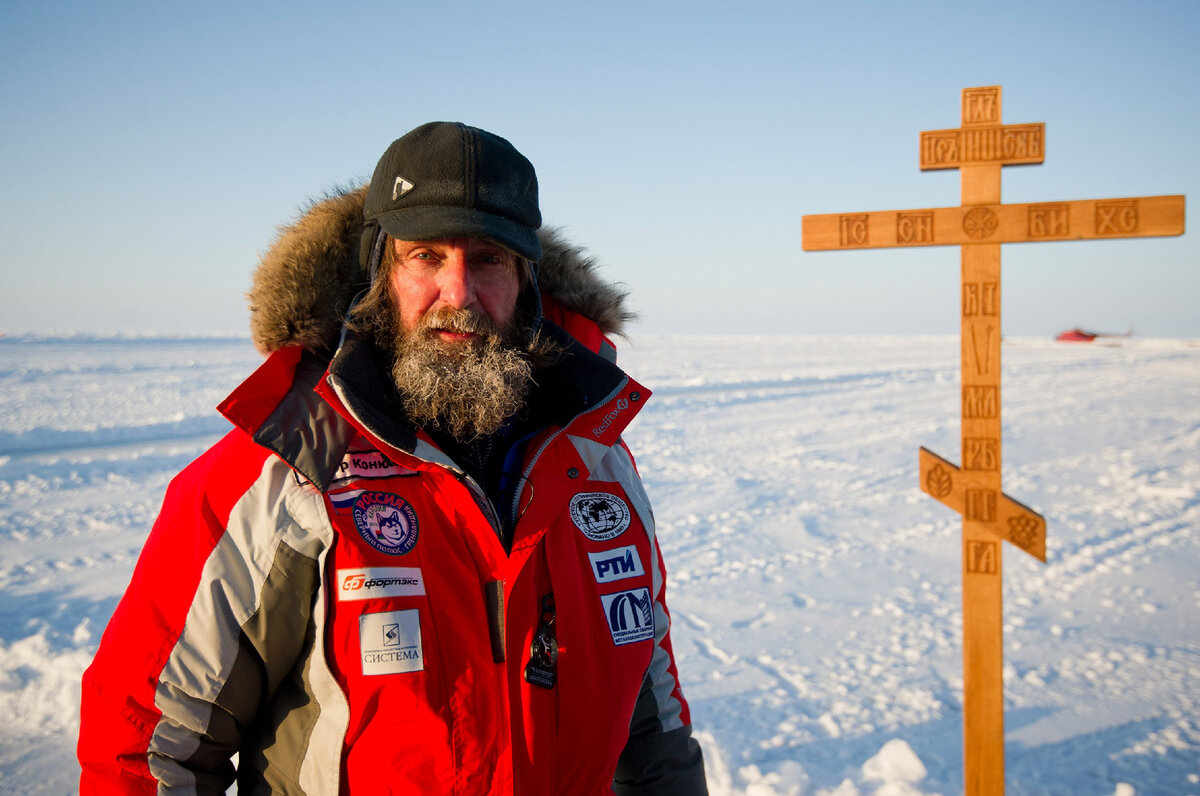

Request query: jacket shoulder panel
[{"left": 221, "top": 347, "right": 358, "bottom": 492}]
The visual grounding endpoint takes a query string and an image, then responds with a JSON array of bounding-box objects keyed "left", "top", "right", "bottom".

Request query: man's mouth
[
  {"left": 432, "top": 329, "right": 479, "bottom": 343},
  {"left": 422, "top": 309, "right": 495, "bottom": 344}
]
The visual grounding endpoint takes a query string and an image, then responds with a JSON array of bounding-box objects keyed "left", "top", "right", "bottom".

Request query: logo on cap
[{"left": 393, "top": 176, "right": 415, "bottom": 201}]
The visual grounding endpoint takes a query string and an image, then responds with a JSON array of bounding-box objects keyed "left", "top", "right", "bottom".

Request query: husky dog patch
[
  {"left": 360, "top": 609, "right": 423, "bottom": 675},
  {"left": 353, "top": 492, "right": 419, "bottom": 555},
  {"left": 600, "top": 588, "right": 655, "bottom": 646},
  {"left": 569, "top": 492, "right": 631, "bottom": 541}
]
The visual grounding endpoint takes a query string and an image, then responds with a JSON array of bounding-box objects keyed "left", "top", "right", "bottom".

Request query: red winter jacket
[{"left": 78, "top": 321, "right": 706, "bottom": 795}]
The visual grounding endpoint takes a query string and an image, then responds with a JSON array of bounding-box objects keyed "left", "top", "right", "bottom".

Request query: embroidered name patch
[
  {"left": 360, "top": 609, "right": 423, "bottom": 675},
  {"left": 337, "top": 567, "right": 425, "bottom": 601},
  {"left": 336, "top": 450, "right": 417, "bottom": 482},
  {"left": 588, "top": 545, "right": 645, "bottom": 584},
  {"left": 353, "top": 492, "right": 419, "bottom": 555},
  {"left": 292, "top": 451, "right": 416, "bottom": 488},
  {"left": 601, "top": 588, "right": 654, "bottom": 645},
  {"left": 569, "top": 492, "right": 631, "bottom": 541}
]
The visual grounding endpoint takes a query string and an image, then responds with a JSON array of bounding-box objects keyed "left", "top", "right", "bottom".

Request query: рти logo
[{"left": 588, "top": 545, "right": 645, "bottom": 584}]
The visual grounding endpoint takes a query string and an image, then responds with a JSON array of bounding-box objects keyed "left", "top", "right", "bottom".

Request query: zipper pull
[
  {"left": 524, "top": 593, "right": 557, "bottom": 689},
  {"left": 486, "top": 580, "right": 506, "bottom": 663}
]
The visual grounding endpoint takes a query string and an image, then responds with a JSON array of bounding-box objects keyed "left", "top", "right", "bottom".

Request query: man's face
[
  {"left": 380, "top": 235, "right": 533, "bottom": 441},
  {"left": 389, "top": 237, "right": 521, "bottom": 340}
]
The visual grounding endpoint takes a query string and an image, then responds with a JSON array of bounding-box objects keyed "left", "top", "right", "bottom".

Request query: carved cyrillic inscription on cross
[
  {"left": 800, "top": 86, "right": 1185, "bottom": 796},
  {"left": 804, "top": 196, "right": 1183, "bottom": 249}
]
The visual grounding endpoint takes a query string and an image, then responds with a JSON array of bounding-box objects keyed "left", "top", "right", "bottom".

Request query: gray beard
[{"left": 388, "top": 307, "right": 533, "bottom": 442}]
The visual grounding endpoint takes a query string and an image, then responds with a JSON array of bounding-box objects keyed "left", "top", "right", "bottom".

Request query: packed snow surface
[{"left": 0, "top": 334, "right": 1197, "bottom": 795}]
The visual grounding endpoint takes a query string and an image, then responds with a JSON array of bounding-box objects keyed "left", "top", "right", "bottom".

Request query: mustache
[{"left": 418, "top": 307, "right": 500, "bottom": 337}]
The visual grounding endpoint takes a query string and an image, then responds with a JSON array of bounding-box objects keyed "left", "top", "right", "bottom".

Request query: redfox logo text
[
  {"left": 591, "top": 397, "right": 630, "bottom": 438},
  {"left": 588, "top": 546, "right": 645, "bottom": 584}
]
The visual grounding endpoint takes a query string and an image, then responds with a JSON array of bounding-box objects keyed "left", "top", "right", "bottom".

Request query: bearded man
[{"left": 78, "top": 122, "right": 708, "bottom": 795}]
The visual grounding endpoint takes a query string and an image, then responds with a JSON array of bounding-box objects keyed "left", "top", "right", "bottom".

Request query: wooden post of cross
[{"left": 801, "top": 86, "right": 1185, "bottom": 796}]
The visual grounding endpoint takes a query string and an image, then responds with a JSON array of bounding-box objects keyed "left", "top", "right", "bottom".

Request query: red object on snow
[
  {"left": 1055, "top": 328, "right": 1132, "bottom": 343},
  {"left": 1056, "top": 328, "right": 1099, "bottom": 342}
]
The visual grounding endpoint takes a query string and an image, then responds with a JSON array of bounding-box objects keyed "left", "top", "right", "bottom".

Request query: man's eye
[
  {"left": 405, "top": 252, "right": 438, "bottom": 268},
  {"left": 477, "top": 253, "right": 511, "bottom": 268}
]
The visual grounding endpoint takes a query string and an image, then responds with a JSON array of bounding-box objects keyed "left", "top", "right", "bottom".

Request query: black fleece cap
[{"left": 363, "top": 122, "right": 542, "bottom": 261}]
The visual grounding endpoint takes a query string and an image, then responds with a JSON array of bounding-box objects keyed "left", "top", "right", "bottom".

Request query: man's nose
[{"left": 435, "top": 248, "right": 475, "bottom": 308}]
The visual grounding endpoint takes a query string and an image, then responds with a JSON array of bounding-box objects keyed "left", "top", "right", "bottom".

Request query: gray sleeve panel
[
  {"left": 147, "top": 457, "right": 339, "bottom": 795},
  {"left": 614, "top": 680, "right": 708, "bottom": 795},
  {"left": 232, "top": 539, "right": 321, "bottom": 698},
  {"left": 149, "top": 523, "right": 324, "bottom": 794},
  {"left": 215, "top": 538, "right": 323, "bottom": 793}
]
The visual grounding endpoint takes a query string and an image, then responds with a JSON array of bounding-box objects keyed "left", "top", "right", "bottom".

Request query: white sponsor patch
[
  {"left": 336, "top": 450, "right": 417, "bottom": 482},
  {"left": 337, "top": 567, "right": 425, "bottom": 601},
  {"left": 360, "top": 609, "right": 423, "bottom": 675},
  {"left": 587, "top": 545, "right": 645, "bottom": 584},
  {"left": 293, "top": 451, "right": 416, "bottom": 489},
  {"left": 600, "top": 587, "right": 655, "bottom": 646},
  {"left": 569, "top": 492, "right": 631, "bottom": 541}
]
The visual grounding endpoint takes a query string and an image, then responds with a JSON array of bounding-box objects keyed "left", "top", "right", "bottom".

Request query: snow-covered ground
[{"left": 0, "top": 334, "right": 1196, "bottom": 795}]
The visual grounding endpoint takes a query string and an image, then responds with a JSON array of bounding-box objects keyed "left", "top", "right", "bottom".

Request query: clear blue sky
[{"left": 2, "top": 0, "right": 1197, "bottom": 337}]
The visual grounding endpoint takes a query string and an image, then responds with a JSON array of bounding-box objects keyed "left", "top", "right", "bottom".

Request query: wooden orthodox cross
[{"left": 801, "top": 86, "right": 1185, "bottom": 796}]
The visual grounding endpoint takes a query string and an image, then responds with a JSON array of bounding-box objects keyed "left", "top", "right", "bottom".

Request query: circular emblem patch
[
  {"left": 569, "top": 492, "right": 631, "bottom": 541},
  {"left": 353, "top": 492, "right": 419, "bottom": 555}
]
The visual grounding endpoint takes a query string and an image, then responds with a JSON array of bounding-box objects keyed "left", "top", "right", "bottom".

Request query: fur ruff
[{"left": 249, "top": 186, "right": 633, "bottom": 355}]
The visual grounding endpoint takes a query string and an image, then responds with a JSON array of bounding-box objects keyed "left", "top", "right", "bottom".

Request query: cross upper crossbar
[{"left": 920, "top": 122, "right": 1045, "bottom": 169}]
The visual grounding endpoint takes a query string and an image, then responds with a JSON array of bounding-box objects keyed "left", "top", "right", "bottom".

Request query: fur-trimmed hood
[{"left": 248, "top": 186, "right": 633, "bottom": 355}]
